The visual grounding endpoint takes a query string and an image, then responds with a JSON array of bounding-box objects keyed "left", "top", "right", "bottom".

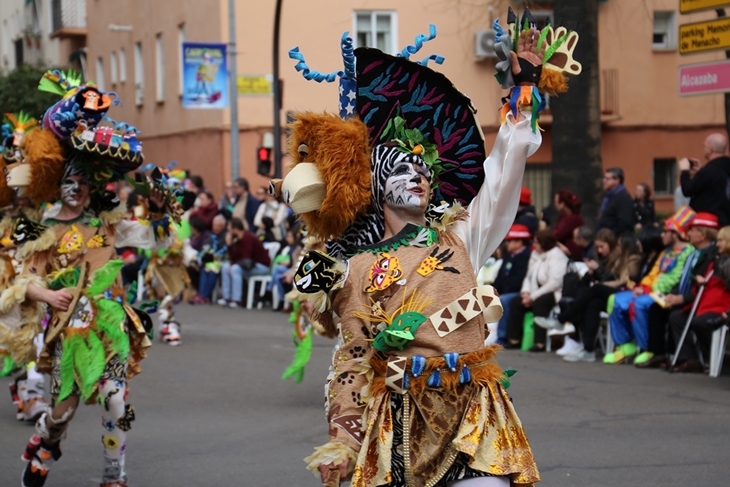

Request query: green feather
[
  {"left": 95, "top": 299, "right": 129, "bottom": 360},
  {"left": 87, "top": 260, "right": 124, "bottom": 296},
  {"left": 72, "top": 335, "right": 93, "bottom": 399},
  {"left": 37, "top": 77, "right": 67, "bottom": 96},
  {"left": 281, "top": 329, "right": 313, "bottom": 384},
  {"left": 543, "top": 31, "right": 570, "bottom": 64},
  {"left": 57, "top": 335, "right": 79, "bottom": 402},
  {"left": 536, "top": 25, "right": 551, "bottom": 54},
  {"left": 77, "top": 331, "right": 105, "bottom": 400},
  {"left": 0, "top": 355, "right": 16, "bottom": 376}
]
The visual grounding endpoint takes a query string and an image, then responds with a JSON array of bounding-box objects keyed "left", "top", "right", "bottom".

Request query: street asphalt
[{"left": 1, "top": 304, "right": 729, "bottom": 487}]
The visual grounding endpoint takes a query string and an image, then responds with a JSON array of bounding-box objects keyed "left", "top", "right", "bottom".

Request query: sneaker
[
  {"left": 228, "top": 301, "right": 240, "bottom": 309},
  {"left": 534, "top": 316, "right": 561, "bottom": 329},
  {"left": 633, "top": 351, "right": 654, "bottom": 365},
  {"left": 548, "top": 323, "right": 576, "bottom": 337},
  {"left": 216, "top": 299, "right": 228, "bottom": 307},
  {"left": 564, "top": 349, "right": 596, "bottom": 362},
  {"left": 556, "top": 337, "right": 583, "bottom": 356}
]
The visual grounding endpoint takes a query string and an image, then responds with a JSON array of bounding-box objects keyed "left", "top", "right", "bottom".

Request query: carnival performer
[
  {"left": 0, "top": 113, "right": 55, "bottom": 422},
  {"left": 13, "top": 70, "right": 176, "bottom": 487},
  {"left": 276, "top": 10, "right": 581, "bottom": 487}
]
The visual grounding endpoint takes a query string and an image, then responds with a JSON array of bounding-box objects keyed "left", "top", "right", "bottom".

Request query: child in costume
[
  {"left": 276, "top": 11, "right": 581, "bottom": 487},
  {"left": 13, "top": 70, "right": 177, "bottom": 487}
]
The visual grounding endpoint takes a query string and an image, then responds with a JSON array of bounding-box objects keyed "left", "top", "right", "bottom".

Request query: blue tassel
[
  {"left": 403, "top": 372, "right": 410, "bottom": 390},
  {"left": 427, "top": 369, "right": 441, "bottom": 388},
  {"left": 411, "top": 355, "right": 426, "bottom": 377},
  {"left": 444, "top": 352, "right": 459, "bottom": 372},
  {"left": 459, "top": 364, "right": 472, "bottom": 384},
  {"left": 509, "top": 87, "right": 520, "bottom": 120}
]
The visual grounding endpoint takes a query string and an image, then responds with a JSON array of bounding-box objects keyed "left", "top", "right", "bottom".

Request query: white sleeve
[
  {"left": 114, "top": 219, "right": 168, "bottom": 250},
  {"left": 451, "top": 112, "right": 542, "bottom": 274}
]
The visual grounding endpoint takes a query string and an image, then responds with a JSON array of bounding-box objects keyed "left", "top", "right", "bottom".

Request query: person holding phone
[{"left": 679, "top": 133, "right": 730, "bottom": 226}]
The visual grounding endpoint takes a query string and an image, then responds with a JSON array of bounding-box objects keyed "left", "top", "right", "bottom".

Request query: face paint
[
  {"left": 383, "top": 161, "right": 431, "bottom": 211},
  {"left": 61, "top": 176, "right": 89, "bottom": 207}
]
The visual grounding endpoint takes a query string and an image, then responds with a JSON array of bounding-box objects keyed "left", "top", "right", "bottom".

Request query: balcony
[{"left": 50, "top": 0, "right": 87, "bottom": 39}]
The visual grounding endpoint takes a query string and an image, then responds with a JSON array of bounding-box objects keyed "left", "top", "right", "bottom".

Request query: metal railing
[
  {"left": 601, "top": 68, "right": 619, "bottom": 116},
  {"left": 51, "top": 0, "right": 86, "bottom": 33}
]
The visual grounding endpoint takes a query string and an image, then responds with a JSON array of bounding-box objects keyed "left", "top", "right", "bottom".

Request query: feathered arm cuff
[{"left": 304, "top": 442, "right": 358, "bottom": 479}]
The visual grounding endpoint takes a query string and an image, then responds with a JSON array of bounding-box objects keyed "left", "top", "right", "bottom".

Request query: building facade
[{"left": 34, "top": 0, "right": 730, "bottom": 212}]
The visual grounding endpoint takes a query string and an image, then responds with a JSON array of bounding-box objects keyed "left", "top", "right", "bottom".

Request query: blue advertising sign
[{"left": 181, "top": 42, "right": 228, "bottom": 109}]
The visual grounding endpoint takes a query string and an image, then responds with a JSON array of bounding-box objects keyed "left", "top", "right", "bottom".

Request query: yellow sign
[
  {"left": 680, "top": 17, "right": 730, "bottom": 54},
  {"left": 237, "top": 75, "right": 272, "bottom": 96},
  {"left": 680, "top": 0, "right": 730, "bottom": 14}
]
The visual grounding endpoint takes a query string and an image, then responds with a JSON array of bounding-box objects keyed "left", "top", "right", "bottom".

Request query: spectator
[
  {"left": 186, "top": 216, "right": 211, "bottom": 294},
  {"left": 597, "top": 167, "right": 635, "bottom": 236},
  {"left": 679, "top": 133, "right": 730, "bottom": 226},
  {"left": 217, "top": 218, "right": 271, "bottom": 308},
  {"left": 674, "top": 172, "right": 691, "bottom": 211},
  {"left": 633, "top": 183, "right": 655, "bottom": 229},
  {"left": 219, "top": 180, "right": 236, "bottom": 211},
  {"left": 191, "top": 215, "right": 229, "bottom": 305},
  {"left": 189, "top": 191, "right": 219, "bottom": 229},
  {"left": 492, "top": 224, "right": 533, "bottom": 346},
  {"left": 253, "top": 187, "right": 288, "bottom": 241},
  {"left": 268, "top": 228, "right": 304, "bottom": 311},
  {"left": 572, "top": 226, "right": 597, "bottom": 261},
  {"left": 185, "top": 175, "right": 206, "bottom": 194},
  {"left": 505, "top": 230, "right": 568, "bottom": 352},
  {"left": 552, "top": 189, "right": 585, "bottom": 259},
  {"left": 664, "top": 213, "right": 724, "bottom": 372},
  {"left": 230, "top": 178, "right": 261, "bottom": 231},
  {"left": 514, "top": 187, "right": 539, "bottom": 235},
  {"left": 604, "top": 208, "right": 695, "bottom": 364}
]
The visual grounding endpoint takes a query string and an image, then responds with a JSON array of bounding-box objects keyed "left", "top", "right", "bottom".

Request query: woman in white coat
[{"left": 505, "top": 229, "right": 568, "bottom": 351}]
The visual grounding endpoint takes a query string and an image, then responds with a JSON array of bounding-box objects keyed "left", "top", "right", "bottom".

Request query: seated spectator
[
  {"left": 191, "top": 215, "right": 228, "bottom": 305},
  {"left": 552, "top": 189, "right": 585, "bottom": 259},
  {"left": 505, "top": 230, "right": 568, "bottom": 352},
  {"left": 515, "top": 187, "right": 539, "bottom": 235},
  {"left": 185, "top": 174, "right": 206, "bottom": 194},
  {"left": 605, "top": 208, "right": 695, "bottom": 364},
  {"left": 633, "top": 183, "right": 655, "bottom": 230},
  {"left": 572, "top": 226, "right": 597, "bottom": 261},
  {"left": 665, "top": 213, "right": 726, "bottom": 372},
  {"left": 254, "top": 187, "right": 288, "bottom": 240},
  {"left": 186, "top": 217, "right": 212, "bottom": 294},
  {"left": 218, "top": 218, "right": 272, "bottom": 308},
  {"left": 540, "top": 229, "right": 641, "bottom": 362},
  {"left": 492, "top": 224, "right": 533, "bottom": 346},
  {"left": 189, "top": 191, "right": 219, "bottom": 230},
  {"left": 219, "top": 180, "right": 236, "bottom": 211},
  {"left": 259, "top": 216, "right": 278, "bottom": 243},
  {"left": 268, "top": 228, "right": 304, "bottom": 311}
]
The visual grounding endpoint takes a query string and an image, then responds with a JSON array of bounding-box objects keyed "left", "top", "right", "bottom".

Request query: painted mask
[{"left": 383, "top": 161, "right": 431, "bottom": 212}]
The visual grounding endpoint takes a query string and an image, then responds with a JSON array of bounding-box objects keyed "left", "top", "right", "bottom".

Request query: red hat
[
  {"left": 506, "top": 224, "right": 532, "bottom": 240},
  {"left": 691, "top": 212, "right": 720, "bottom": 229},
  {"left": 519, "top": 187, "right": 532, "bottom": 205}
]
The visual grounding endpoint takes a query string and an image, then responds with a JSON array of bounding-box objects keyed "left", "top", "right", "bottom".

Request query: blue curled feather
[
  {"left": 493, "top": 19, "right": 504, "bottom": 42},
  {"left": 419, "top": 54, "right": 445, "bottom": 67},
  {"left": 1, "top": 124, "right": 11, "bottom": 139},
  {"left": 341, "top": 32, "right": 356, "bottom": 79},
  {"left": 399, "top": 24, "right": 438, "bottom": 59},
  {"left": 288, "top": 47, "right": 341, "bottom": 83}
]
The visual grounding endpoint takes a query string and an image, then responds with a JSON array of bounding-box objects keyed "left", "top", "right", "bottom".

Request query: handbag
[{"left": 561, "top": 260, "right": 581, "bottom": 299}]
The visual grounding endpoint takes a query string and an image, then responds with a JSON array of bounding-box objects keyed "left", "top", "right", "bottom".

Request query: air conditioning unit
[{"left": 474, "top": 29, "right": 498, "bottom": 61}]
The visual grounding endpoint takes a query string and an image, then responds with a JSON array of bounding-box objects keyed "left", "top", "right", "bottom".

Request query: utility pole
[
  {"left": 272, "top": 0, "right": 283, "bottom": 178},
  {"left": 228, "top": 0, "right": 240, "bottom": 181}
]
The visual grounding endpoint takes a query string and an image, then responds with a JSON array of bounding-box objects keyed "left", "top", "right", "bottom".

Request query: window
[
  {"left": 523, "top": 163, "right": 552, "bottom": 212},
  {"left": 178, "top": 23, "right": 185, "bottom": 96},
  {"left": 653, "top": 11, "right": 676, "bottom": 50},
  {"left": 134, "top": 42, "right": 144, "bottom": 106},
  {"left": 110, "top": 51, "right": 118, "bottom": 85},
  {"left": 119, "top": 48, "right": 127, "bottom": 82},
  {"left": 95, "top": 57, "right": 105, "bottom": 91},
  {"left": 653, "top": 158, "right": 677, "bottom": 195},
  {"left": 155, "top": 34, "right": 164, "bottom": 102},
  {"left": 354, "top": 11, "right": 397, "bottom": 54}
]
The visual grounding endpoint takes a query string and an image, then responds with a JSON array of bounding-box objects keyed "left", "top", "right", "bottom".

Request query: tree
[
  {"left": 550, "top": 0, "right": 603, "bottom": 227},
  {"left": 0, "top": 64, "right": 61, "bottom": 121}
]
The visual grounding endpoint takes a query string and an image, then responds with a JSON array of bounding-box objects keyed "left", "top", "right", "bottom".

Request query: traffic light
[{"left": 257, "top": 146, "right": 272, "bottom": 176}]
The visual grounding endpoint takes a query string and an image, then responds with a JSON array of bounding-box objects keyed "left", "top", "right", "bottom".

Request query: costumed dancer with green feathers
[{"left": 13, "top": 70, "right": 179, "bottom": 487}]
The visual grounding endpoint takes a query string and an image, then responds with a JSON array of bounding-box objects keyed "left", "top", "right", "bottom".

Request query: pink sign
[{"left": 679, "top": 60, "right": 730, "bottom": 96}]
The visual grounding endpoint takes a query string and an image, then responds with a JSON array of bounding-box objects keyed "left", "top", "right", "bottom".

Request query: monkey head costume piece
[{"left": 272, "top": 10, "right": 581, "bottom": 487}]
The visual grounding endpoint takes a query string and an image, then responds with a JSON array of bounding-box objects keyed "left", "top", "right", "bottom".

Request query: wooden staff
[{"left": 323, "top": 469, "right": 340, "bottom": 487}]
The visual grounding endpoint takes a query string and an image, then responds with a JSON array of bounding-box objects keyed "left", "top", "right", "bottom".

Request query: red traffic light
[{"left": 257, "top": 147, "right": 271, "bottom": 161}]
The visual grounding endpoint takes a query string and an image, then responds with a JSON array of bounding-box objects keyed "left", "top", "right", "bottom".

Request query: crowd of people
[{"left": 489, "top": 136, "right": 730, "bottom": 375}]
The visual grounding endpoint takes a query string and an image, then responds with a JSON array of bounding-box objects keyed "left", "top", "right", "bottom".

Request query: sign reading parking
[
  {"left": 679, "top": 17, "right": 730, "bottom": 54},
  {"left": 680, "top": 0, "right": 730, "bottom": 14}
]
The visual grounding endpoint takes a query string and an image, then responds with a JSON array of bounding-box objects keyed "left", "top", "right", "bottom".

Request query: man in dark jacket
[
  {"left": 493, "top": 224, "right": 533, "bottom": 345},
  {"left": 514, "top": 186, "right": 539, "bottom": 235},
  {"left": 679, "top": 133, "right": 730, "bottom": 226},
  {"left": 596, "top": 167, "right": 635, "bottom": 236}
]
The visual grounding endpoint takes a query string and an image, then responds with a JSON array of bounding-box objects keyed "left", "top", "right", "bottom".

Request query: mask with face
[
  {"left": 60, "top": 164, "right": 88, "bottom": 207},
  {"left": 383, "top": 160, "right": 431, "bottom": 212}
]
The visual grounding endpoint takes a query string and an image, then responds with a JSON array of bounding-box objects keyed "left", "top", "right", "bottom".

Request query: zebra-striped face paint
[{"left": 383, "top": 161, "right": 431, "bottom": 213}]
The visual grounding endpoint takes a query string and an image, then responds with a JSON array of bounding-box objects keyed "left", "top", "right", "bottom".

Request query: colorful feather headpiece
[{"left": 1, "top": 111, "right": 38, "bottom": 163}]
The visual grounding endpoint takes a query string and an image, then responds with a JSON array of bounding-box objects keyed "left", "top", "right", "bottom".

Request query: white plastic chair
[
  {"left": 709, "top": 325, "right": 728, "bottom": 378},
  {"left": 245, "top": 242, "right": 282, "bottom": 310}
]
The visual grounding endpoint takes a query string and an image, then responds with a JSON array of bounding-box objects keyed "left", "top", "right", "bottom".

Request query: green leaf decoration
[
  {"left": 124, "top": 175, "right": 151, "bottom": 197},
  {"left": 374, "top": 311, "right": 426, "bottom": 352},
  {"left": 95, "top": 299, "right": 129, "bottom": 360},
  {"left": 387, "top": 116, "right": 443, "bottom": 179},
  {"left": 281, "top": 328, "right": 313, "bottom": 383},
  {"left": 542, "top": 30, "right": 570, "bottom": 64},
  {"left": 536, "top": 25, "right": 551, "bottom": 54},
  {"left": 57, "top": 334, "right": 79, "bottom": 402},
  {"left": 87, "top": 260, "right": 124, "bottom": 296},
  {"left": 504, "top": 368, "right": 517, "bottom": 378},
  {"left": 79, "top": 331, "right": 106, "bottom": 399},
  {"left": 50, "top": 266, "right": 81, "bottom": 290}
]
